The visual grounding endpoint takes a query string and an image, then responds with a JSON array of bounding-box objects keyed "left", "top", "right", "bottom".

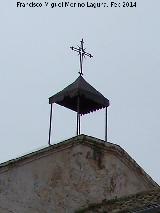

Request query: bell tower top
[{"left": 48, "top": 39, "right": 110, "bottom": 145}]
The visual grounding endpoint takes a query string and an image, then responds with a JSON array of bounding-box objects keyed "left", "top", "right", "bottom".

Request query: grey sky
[{"left": 0, "top": 0, "right": 160, "bottom": 184}]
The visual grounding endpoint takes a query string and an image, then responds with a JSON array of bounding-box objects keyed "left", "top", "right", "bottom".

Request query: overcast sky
[{"left": 0, "top": 0, "right": 160, "bottom": 184}]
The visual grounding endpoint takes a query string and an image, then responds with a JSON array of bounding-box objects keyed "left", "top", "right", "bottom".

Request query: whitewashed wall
[{"left": 0, "top": 137, "right": 157, "bottom": 213}]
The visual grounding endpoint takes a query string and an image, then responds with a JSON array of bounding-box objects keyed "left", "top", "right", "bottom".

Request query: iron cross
[{"left": 70, "top": 39, "right": 93, "bottom": 76}]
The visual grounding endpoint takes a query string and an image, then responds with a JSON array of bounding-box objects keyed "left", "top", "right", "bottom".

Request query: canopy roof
[{"left": 49, "top": 76, "right": 109, "bottom": 115}]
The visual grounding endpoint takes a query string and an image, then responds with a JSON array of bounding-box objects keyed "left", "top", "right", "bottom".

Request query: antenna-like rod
[{"left": 70, "top": 39, "right": 93, "bottom": 76}]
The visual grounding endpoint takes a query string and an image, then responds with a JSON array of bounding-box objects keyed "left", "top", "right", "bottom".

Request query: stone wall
[{"left": 0, "top": 136, "right": 157, "bottom": 213}]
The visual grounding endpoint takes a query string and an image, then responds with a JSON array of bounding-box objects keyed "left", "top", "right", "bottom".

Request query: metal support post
[
  {"left": 105, "top": 107, "right": 107, "bottom": 142},
  {"left": 48, "top": 103, "right": 53, "bottom": 146},
  {"left": 77, "top": 96, "right": 80, "bottom": 135}
]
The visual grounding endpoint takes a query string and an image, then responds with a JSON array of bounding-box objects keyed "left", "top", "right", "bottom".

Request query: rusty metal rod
[
  {"left": 105, "top": 107, "right": 107, "bottom": 142},
  {"left": 48, "top": 103, "right": 53, "bottom": 145}
]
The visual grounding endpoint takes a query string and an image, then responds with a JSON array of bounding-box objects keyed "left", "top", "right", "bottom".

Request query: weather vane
[{"left": 70, "top": 39, "right": 93, "bottom": 76}]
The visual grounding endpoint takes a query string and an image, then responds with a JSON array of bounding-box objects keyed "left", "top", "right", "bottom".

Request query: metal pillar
[
  {"left": 105, "top": 107, "right": 107, "bottom": 142},
  {"left": 48, "top": 103, "right": 53, "bottom": 146},
  {"left": 76, "top": 96, "right": 81, "bottom": 135},
  {"left": 78, "top": 113, "right": 81, "bottom": 135},
  {"left": 77, "top": 110, "right": 79, "bottom": 136}
]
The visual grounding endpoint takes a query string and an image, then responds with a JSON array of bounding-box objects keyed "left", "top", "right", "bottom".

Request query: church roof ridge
[
  {"left": 0, "top": 134, "right": 112, "bottom": 171},
  {"left": 0, "top": 135, "right": 158, "bottom": 188}
]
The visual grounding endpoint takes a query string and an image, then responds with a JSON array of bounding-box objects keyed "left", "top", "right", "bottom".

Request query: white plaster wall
[{"left": 0, "top": 142, "right": 155, "bottom": 213}]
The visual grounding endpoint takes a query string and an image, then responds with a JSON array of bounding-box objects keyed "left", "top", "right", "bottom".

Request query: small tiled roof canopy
[{"left": 49, "top": 76, "right": 109, "bottom": 115}]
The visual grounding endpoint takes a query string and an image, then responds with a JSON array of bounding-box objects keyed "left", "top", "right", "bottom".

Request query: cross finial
[{"left": 70, "top": 39, "right": 93, "bottom": 76}]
